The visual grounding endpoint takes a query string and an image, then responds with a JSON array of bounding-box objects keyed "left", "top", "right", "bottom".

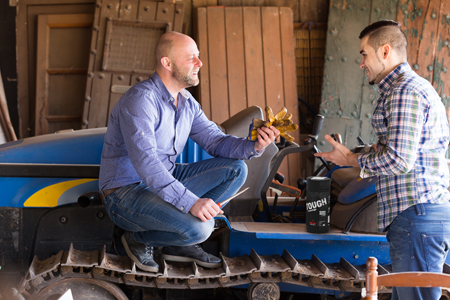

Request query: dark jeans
[
  {"left": 387, "top": 202, "right": 450, "bottom": 300},
  {"left": 103, "top": 158, "right": 247, "bottom": 247}
]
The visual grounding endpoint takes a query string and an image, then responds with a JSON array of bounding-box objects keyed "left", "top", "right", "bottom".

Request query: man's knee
[
  {"left": 232, "top": 159, "right": 248, "bottom": 181},
  {"left": 183, "top": 219, "right": 214, "bottom": 245}
]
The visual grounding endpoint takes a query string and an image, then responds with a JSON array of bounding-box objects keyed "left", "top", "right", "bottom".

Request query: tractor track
[{"left": 16, "top": 243, "right": 399, "bottom": 299}]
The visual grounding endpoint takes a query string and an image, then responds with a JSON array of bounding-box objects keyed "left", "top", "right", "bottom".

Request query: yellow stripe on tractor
[{"left": 24, "top": 179, "right": 97, "bottom": 207}]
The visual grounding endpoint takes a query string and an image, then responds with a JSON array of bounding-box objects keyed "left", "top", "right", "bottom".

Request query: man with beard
[
  {"left": 99, "top": 32, "right": 279, "bottom": 272},
  {"left": 315, "top": 20, "right": 450, "bottom": 300}
]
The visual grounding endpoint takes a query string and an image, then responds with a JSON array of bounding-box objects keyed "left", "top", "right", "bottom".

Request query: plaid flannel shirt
[{"left": 357, "top": 62, "right": 450, "bottom": 231}]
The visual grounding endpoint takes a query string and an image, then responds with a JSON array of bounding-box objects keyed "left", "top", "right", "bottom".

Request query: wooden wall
[
  {"left": 11, "top": 0, "right": 329, "bottom": 138},
  {"left": 196, "top": 6, "right": 300, "bottom": 186}
]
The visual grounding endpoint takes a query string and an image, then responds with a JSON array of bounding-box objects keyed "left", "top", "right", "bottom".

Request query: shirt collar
[
  {"left": 377, "top": 62, "right": 411, "bottom": 96},
  {"left": 152, "top": 72, "right": 173, "bottom": 103},
  {"left": 151, "top": 72, "right": 190, "bottom": 103}
]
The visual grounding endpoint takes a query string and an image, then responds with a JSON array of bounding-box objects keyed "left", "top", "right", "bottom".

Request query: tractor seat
[{"left": 331, "top": 167, "right": 361, "bottom": 189}]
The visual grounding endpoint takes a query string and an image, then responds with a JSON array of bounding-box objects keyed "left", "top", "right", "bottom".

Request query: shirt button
[
  {"left": 141, "top": 132, "right": 144, "bottom": 135},
  {"left": 180, "top": 207, "right": 184, "bottom": 210},
  {"left": 250, "top": 152, "right": 254, "bottom": 155}
]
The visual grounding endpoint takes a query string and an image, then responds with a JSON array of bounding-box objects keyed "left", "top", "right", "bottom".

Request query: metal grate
[
  {"left": 294, "top": 23, "right": 326, "bottom": 131},
  {"left": 102, "top": 20, "right": 171, "bottom": 74}
]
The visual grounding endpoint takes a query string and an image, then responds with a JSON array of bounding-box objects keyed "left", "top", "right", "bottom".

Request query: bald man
[{"left": 99, "top": 32, "right": 279, "bottom": 272}]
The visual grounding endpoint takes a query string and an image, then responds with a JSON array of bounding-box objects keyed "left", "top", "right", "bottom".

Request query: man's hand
[
  {"left": 314, "top": 135, "right": 360, "bottom": 167},
  {"left": 189, "top": 198, "right": 223, "bottom": 222},
  {"left": 255, "top": 126, "right": 280, "bottom": 151}
]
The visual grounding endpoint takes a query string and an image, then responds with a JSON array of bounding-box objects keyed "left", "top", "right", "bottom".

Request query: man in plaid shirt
[{"left": 316, "top": 20, "right": 450, "bottom": 300}]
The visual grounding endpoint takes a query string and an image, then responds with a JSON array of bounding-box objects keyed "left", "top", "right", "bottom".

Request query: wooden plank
[
  {"left": 138, "top": 1, "right": 158, "bottom": 21},
  {"left": 413, "top": 0, "right": 440, "bottom": 82},
  {"left": 299, "top": 0, "right": 328, "bottom": 23},
  {"left": 119, "top": 0, "right": 139, "bottom": 20},
  {"left": 109, "top": 0, "right": 138, "bottom": 118},
  {"left": 86, "top": 0, "right": 120, "bottom": 129},
  {"left": 243, "top": 7, "right": 265, "bottom": 109},
  {"left": 0, "top": 105, "right": 9, "bottom": 143},
  {"left": 207, "top": 7, "right": 229, "bottom": 124},
  {"left": 242, "top": 0, "right": 265, "bottom": 6},
  {"left": 192, "top": 0, "right": 218, "bottom": 7},
  {"left": 180, "top": 0, "right": 192, "bottom": 36},
  {"left": 225, "top": 7, "right": 246, "bottom": 116},
  {"left": 0, "top": 68, "right": 16, "bottom": 142},
  {"left": 17, "top": 0, "right": 93, "bottom": 4},
  {"left": 156, "top": 2, "right": 175, "bottom": 25},
  {"left": 46, "top": 13, "right": 94, "bottom": 27},
  {"left": 266, "top": 0, "right": 299, "bottom": 23},
  {"left": 261, "top": 7, "right": 284, "bottom": 113},
  {"left": 432, "top": 0, "right": 450, "bottom": 104},
  {"left": 192, "top": 0, "right": 217, "bottom": 44},
  {"left": 280, "top": 7, "right": 300, "bottom": 186},
  {"left": 135, "top": 1, "right": 159, "bottom": 87},
  {"left": 218, "top": 0, "right": 242, "bottom": 6},
  {"left": 130, "top": 74, "right": 148, "bottom": 86},
  {"left": 173, "top": 3, "right": 184, "bottom": 32},
  {"left": 108, "top": 74, "right": 131, "bottom": 122},
  {"left": 16, "top": 1, "right": 29, "bottom": 138},
  {"left": 35, "top": 15, "right": 49, "bottom": 136},
  {"left": 397, "top": 0, "right": 434, "bottom": 78},
  {"left": 195, "top": 7, "right": 211, "bottom": 119},
  {"left": 83, "top": 2, "right": 101, "bottom": 129},
  {"left": 261, "top": 7, "right": 289, "bottom": 185},
  {"left": 280, "top": 7, "right": 298, "bottom": 136}
]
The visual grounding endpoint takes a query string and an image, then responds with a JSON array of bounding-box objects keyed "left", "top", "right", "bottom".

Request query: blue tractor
[{"left": 0, "top": 106, "right": 437, "bottom": 300}]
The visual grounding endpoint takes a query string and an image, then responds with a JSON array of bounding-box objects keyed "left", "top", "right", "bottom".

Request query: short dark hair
[{"left": 359, "top": 20, "right": 408, "bottom": 57}]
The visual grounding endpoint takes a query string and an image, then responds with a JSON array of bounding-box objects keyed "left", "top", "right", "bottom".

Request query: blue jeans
[
  {"left": 103, "top": 158, "right": 247, "bottom": 247},
  {"left": 387, "top": 202, "right": 450, "bottom": 300}
]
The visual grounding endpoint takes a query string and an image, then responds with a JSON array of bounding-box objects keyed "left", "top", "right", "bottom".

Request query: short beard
[
  {"left": 172, "top": 63, "right": 199, "bottom": 87},
  {"left": 369, "top": 52, "right": 385, "bottom": 85}
]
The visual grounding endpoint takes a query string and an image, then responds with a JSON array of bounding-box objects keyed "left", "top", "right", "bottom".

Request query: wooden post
[
  {"left": 364, "top": 257, "right": 378, "bottom": 300},
  {"left": 0, "top": 68, "right": 17, "bottom": 142}
]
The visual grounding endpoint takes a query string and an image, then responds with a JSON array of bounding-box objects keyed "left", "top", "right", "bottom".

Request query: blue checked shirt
[
  {"left": 99, "top": 72, "right": 262, "bottom": 213},
  {"left": 357, "top": 63, "right": 450, "bottom": 231}
]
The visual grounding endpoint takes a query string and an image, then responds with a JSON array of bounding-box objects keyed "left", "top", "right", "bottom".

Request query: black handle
[
  {"left": 297, "top": 177, "right": 307, "bottom": 190},
  {"left": 310, "top": 114, "right": 325, "bottom": 139},
  {"left": 274, "top": 172, "right": 285, "bottom": 184}
]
